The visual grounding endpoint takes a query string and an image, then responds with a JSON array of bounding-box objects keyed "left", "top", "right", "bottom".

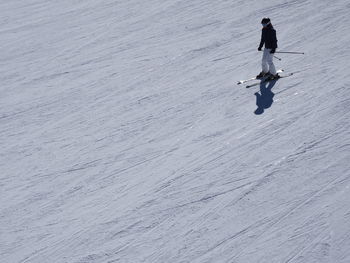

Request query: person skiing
[{"left": 256, "top": 17, "right": 279, "bottom": 80}]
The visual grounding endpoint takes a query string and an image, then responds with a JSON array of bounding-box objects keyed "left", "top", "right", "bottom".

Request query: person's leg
[
  {"left": 266, "top": 49, "right": 276, "bottom": 75},
  {"left": 261, "top": 49, "right": 269, "bottom": 73}
]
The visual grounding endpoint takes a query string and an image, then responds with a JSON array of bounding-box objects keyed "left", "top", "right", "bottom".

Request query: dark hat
[{"left": 261, "top": 17, "right": 271, "bottom": 24}]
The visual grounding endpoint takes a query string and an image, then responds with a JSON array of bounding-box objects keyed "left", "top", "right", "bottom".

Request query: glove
[
  {"left": 270, "top": 49, "right": 276, "bottom": 54},
  {"left": 258, "top": 47, "right": 262, "bottom": 51}
]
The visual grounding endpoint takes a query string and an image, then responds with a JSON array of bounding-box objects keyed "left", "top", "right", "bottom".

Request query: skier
[{"left": 256, "top": 17, "right": 279, "bottom": 80}]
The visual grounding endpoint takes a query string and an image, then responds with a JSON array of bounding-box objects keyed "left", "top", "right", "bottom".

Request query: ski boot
[
  {"left": 256, "top": 71, "right": 269, "bottom": 79},
  {"left": 266, "top": 73, "right": 280, "bottom": 80}
]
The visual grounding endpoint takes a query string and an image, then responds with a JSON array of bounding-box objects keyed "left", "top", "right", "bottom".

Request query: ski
[
  {"left": 245, "top": 72, "right": 295, "bottom": 88},
  {"left": 237, "top": 69, "right": 284, "bottom": 85}
]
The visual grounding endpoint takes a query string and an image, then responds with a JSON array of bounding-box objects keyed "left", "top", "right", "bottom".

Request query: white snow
[{"left": 1, "top": 0, "right": 350, "bottom": 262}]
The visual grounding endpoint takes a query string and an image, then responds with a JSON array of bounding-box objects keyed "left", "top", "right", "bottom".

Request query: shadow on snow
[{"left": 254, "top": 79, "right": 278, "bottom": 115}]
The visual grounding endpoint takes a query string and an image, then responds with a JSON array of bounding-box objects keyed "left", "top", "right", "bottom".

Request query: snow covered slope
[{"left": 1, "top": 0, "right": 350, "bottom": 262}]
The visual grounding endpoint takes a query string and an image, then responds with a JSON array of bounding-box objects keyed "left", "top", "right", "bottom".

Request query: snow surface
[{"left": 1, "top": 0, "right": 350, "bottom": 262}]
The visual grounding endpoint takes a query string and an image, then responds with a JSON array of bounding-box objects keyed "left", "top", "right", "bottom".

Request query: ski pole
[
  {"left": 258, "top": 50, "right": 282, "bottom": 60},
  {"left": 275, "top": 51, "right": 305, "bottom": 54}
]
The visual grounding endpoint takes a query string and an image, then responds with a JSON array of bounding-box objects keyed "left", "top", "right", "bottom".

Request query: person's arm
[
  {"left": 258, "top": 31, "right": 264, "bottom": 51},
  {"left": 270, "top": 30, "right": 277, "bottom": 53}
]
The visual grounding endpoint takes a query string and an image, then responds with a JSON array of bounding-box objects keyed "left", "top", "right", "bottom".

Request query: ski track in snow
[{"left": 1, "top": 0, "right": 350, "bottom": 262}]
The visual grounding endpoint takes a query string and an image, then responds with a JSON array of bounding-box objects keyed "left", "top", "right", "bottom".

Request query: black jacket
[{"left": 259, "top": 25, "right": 278, "bottom": 49}]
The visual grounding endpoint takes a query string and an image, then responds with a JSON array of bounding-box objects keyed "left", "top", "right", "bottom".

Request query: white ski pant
[{"left": 262, "top": 48, "right": 276, "bottom": 75}]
